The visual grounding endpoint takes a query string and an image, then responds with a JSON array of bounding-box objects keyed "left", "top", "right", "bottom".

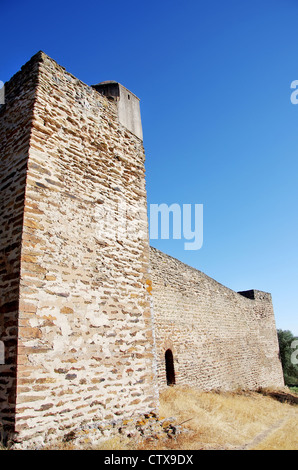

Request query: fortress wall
[
  {"left": 150, "top": 247, "right": 284, "bottom": 392},
  {"left": 2, "top": 52, "right": 157, "bottom": 447},
  {"left": 0, "top": 50, "right": 285, "bottom": 448},
  {"left": 0, "top": 57, "right": 40, "bottom": 440}
]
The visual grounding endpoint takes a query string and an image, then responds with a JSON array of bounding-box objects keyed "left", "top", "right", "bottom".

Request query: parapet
[
  {"left": 238, "top": 289, "right": 272, "bottom": 302},
  {"left": 92, "top": 81, "right": 143, "bottom": 141}
]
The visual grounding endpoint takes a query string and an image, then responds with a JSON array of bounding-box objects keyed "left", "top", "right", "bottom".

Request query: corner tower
[{"left": 0, "top": 52, "right": 157, "bottom": 447}]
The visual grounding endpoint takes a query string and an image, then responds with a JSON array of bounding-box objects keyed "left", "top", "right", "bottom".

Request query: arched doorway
[{"left": 165, "top": 349, "right": 176, "bottom": 386}]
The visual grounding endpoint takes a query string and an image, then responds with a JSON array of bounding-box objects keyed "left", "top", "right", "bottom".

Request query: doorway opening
[{"left": 165, "top": 349, "right": 176, "bottom": 386}]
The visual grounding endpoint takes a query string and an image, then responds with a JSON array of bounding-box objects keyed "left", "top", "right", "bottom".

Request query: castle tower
[{"left": 0, "top": 52, "right": 158, "bottom": 447}]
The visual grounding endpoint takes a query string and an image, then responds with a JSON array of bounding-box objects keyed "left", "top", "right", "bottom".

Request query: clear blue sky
[{"left": 1, "top": 0, "right": 298, "bottom": 335}]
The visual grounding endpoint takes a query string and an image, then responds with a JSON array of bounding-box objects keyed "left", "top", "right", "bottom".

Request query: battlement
[
  {"left": 92, "top": 81, "right": 143, "bottom": 140},
  {"left": 238, "top": 289, "right": 272, "bottom": 302}
]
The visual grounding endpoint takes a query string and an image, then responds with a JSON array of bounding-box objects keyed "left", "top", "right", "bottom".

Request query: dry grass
[
  {"left": 141, "top": 386, "right": 298, "bottom": 450},
  {"left": 252, "top": 415, "right": 298, "bottom": 450}
]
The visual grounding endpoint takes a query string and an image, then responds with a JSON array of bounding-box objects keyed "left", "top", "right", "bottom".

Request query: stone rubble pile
[{"left": 62, "top": 412, "right": 184, "bottom": 448}]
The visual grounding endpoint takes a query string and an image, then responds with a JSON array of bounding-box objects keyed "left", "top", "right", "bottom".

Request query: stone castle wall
[
  {"left": 0, "top": 52, "right": 158, "bottom": 447},
  {"left": 150, "top": 247, "right": 284, "bottom": 391}
]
